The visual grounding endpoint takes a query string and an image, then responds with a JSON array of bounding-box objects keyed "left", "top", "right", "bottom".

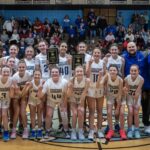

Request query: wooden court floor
[{"left": 0, "top": 137, "right": 150, "bottom": 150}]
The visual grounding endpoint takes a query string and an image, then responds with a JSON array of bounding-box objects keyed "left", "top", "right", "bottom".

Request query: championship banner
[
  {"left": 72, "top": 54, "right": 84, "bottom": 70},
  {"left": 47, "top": 47, "right": 59, "bottom": 64},
  {"left": 132, "top": 0, "right": 149, "bottom": 4}
]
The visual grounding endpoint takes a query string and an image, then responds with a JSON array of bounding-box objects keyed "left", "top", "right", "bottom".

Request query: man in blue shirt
[{"left": 123, "top": 42, "right": 150, "bottom": 134}]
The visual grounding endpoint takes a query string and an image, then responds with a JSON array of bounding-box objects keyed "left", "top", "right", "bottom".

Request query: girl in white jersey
[
  {"left": 58, "top": 42, "right": 72, "bottom": 131},
  {"left": 0, "top": 44, "right": 19, "bottom": 71},
  {"left": 22, "top": 69, "right": 44, "bottom": 139},
  {"left": 104, "top": 44, "right": 125, "bottom": 77},
  {"left": 104, "top": 44, "right": 125, "bottom": 134},
  {"left": 38, "top": 67, "right": 70, "bottom": 139},
  {"left": 35, "top": 40, "right": 50, "bottom": 80},
  {"left": 24, "top": 46, "right": 35, "bottom": 76},
  {"left": 0, "top": 66, "right": 14, "bottom": 141},
  {"left": 124, "top": 65, "right": 144, "bottom": 139},
  {"left": 67, "top": 66, "right": 90, "bottom": 140},
  {"left": 100, "top": 64, "right": 123, "bottom": 140},
  {"left": 86, "top": 47, "right": 106, "bottom": 140},
  {"left": 11, "top": 60, "right": 31, "bottom": 139},
  {"left": 77, "top": 42, "right": 91, "bottom": 129}
]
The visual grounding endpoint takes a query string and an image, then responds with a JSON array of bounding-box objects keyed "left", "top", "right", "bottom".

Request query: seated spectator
[
  {"left": 9, "top": 29, "right": 20, "bottom": 43},
  {"left": 63, "top": 15, "right": 71, "bottom": 33},
  {"left": 105, "top": 31, "right": 115, "bottom": 43},
  {"left": 124, "top": 30, "right": 134, "bottom": 42},
  {"left": 0, "top": 29, "right": 9, "bottom": 44},
  {"left": 25, "top": 32, "right": 34, "bottom": 46}
]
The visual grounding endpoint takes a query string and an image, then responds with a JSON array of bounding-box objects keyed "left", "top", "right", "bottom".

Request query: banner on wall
[
  {"left": 15, "top": 0, "right": 32, "bottom": 4},
  {"left": 55, "top": 0, "right": 72, "bottom": 4},
  {"left": 33, "top": 0, "right": 50, "bottom": 4},
  {"left": 110, "top": 0, "right": 127, "bottom": 4},
  {"left": 87, "top": 0, "right": 105, "bottom": 4},
  {"left": 132, "top": 0, "right": 149, "bottom": 4}
]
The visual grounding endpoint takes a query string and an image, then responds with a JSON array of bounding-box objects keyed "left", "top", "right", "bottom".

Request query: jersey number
[
  {"left": 59, "top": 66, "right": 69, "bottom": 75},
  {"left": 44, "top": 64, "right": 48, "bottom": 73},
  {"left": 93, "top": 74, "right": 98, "bottom": 82}
]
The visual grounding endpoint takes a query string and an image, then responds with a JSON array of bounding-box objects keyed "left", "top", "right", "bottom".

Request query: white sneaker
[
  {"left": 71, "top": 129, "right": 77, "bottom": 140},
  {"left": 88, "top": 130, "right": 94, "bottom": 140},
  {"left": 144, "top": 126, "right": 150, "bottom": 134},
  {"left": 22, "top": 128, "right": 29, "bottom": 139},
  {"left": 78, "top": 129, "right": 85, "bottom": 140},
  {"left": 98, "top": 130, "right": 104, "bottom": 138}
]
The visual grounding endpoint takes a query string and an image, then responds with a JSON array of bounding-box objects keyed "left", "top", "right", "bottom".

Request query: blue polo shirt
[{"left": 123, "top": 50, "right": 150, "bottom": 90}]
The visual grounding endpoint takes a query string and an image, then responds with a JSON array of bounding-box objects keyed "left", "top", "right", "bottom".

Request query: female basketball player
[
  {"left": 1, "top": 44, "right": 19, "bottom": 70},
  {"left": 24, "top": 46, "right": 35, "bottom": 76},
  {"left": 0, "top": 66, "right": 14, "bottom": 141},
  {"left": 22, "top": 69, "right": 44, "bottom": 139},
  {"left": 38, "top": 67, "right": 70, "bottom": 139},
  {"left": 86, "top": 47, "right": 106, "bottom": 140},
  {"left": 99, "top": 64, "right": 123, "bottom": 140},
  {"left": 11, "top": 60, "right": 31, "bottom": 139},
  {"left": 57, "top": 42, "right": 72, "bottom": 131},
  {"left": 67, "top": 66, "right": 90, "bottom": 140},
  {"left": 124, "top": 65, "right": 144, "bottom": 139}
]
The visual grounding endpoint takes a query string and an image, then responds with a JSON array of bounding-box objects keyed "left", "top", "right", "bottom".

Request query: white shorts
[
  {"left": 0, "top": 99, "right": 10, "bottom": 109},
  {"left": 88, "top": 87, "right": 104, "bottom": 98},
  {"left": 47, "top": 99, "right": 62, "bottom": 109},
  {"left": 126, "top": 95, "right": 141, "bottom": 106},
  {"left": 28, "top": 98, "right": 41, "bottom": 106}
]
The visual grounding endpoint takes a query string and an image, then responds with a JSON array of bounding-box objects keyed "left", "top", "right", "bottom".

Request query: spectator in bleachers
[
  {"left": 9, "top": 29, "right": 20, "bottom": 44},
  {"left": 124, "top": 30, "right": 134, "bottom": 42},
  {"left": 33, "top": 18, "right": 44, "bottom": 36},
  {"left": 75, "top": 15, "right": 81, "bottom": 29},
  {"left": 20, "top": 16, "right": 31, "bottom": 31},
  {"left": 25, "top": 32, "right": 35, "bottom": 46},
  {"left": 105, "top": 31, "right": 115, "bottom": 43},
  {"left": 88, "top": 18, "right": 97, "bottom": 38},
  {"left": 143, "top": 11, "right": 149, "bottom": 31},
  {"left": 0, "top": 29, "right": 9, "bottom": 44},
  {"left": 63, "top": 15, "right": 71, "bottom": 33},
  {"left": 3, "top": 19, "right": 13, "bottom": 38}
]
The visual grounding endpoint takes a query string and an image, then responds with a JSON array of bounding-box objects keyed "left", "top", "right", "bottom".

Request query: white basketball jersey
[
  {"left": 24, "top": 58, "right": 35, "bottom": 76},
  {"left": 107, "top": 74, "right": 121, "bottom": 97},
  {"left": 107, "top": 56, "right": 123, "bottom": 76},
  {"left": 13, "top": 71, "right": 31, "bottom": 90},
  {"left": 125, "top": 75, "right": 142, "bottom": 96},
  {"left": 84, "top": 53, "right": 91, "bottom": 63},
  {"left": 90, "top": 60, "right": 104, "bottom": 87},
  {"left": 42, "top": 78, "right": 68, "bottom": 103},
  {"left": 58, "top": 55, "right": 72, "bottom": 80},
  {"left": 29, "top": 79, "right": 43, "bottom": 101},
  {"left": 35, "top": 53, "right": 50, "bottom": 79},
  {"left": 72, "top": 77, "right": 86, "bottom": 102},
  {"left": 0, "top": 77, "right": 12, "bottom": 101}
]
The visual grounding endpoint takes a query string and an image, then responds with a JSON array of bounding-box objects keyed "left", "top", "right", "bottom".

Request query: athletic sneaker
[
  {"left": 71, "top": 129, "right": 77, "bottom": 140},
  {"left": 68, "top": 123, "right": 72, "bottom": 131},
  {"left": 10, "top": 128, "right": 16, "bottom": 139},
  {"left": 97, "top": 130, "right": 104, "bottom": 138},
  {"left": 64, "top": 130, "right": 70, "bottom": 139},
  {"left": 127, "top": 128, "right": 133, "bottom": 139},
  {"left": 3, "top": 131, "right": 10, "bottom": 142},
  {"left": 58, "top": 124, "right": 64, "bottom": 132},
  {"left": 104, "top": 125, "right": 109, "bottom": 134},
  {"left": 44, "top": 131, "right": 50, "bottom": 139},
  {"left": 119, "top": 129, "right": 127, "bottom": 140},
  {"left": 22, "top": 128, "right": 29, "bottom": 139},
  {"left": 106, "top": 130, "right": 114, "bottom": 140},
  {"left": 134, "top": 128, "right": 141, "bottom": 139},
  {"left": 114, "top": 123, "right": 120, "bottom": 132},
  {"left": 78, "top": 129, "right": 85, "bottom": 140},
  {"left": 30, "top": 130, "right": 36, "bottom": 140},
  {"left": 144, "top": 126, "right": 150, "bottom": 134},
  {"left": 37, "top": 129, "right": 43, "bottom": 139},
  {"left": 88, "top": 129, "right": 95, "bottom": 140}
]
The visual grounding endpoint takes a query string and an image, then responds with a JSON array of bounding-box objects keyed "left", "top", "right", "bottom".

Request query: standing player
[
  {"left": 35, "top": 40, "right": 50, "bottom": 129},
  {"left": 124, "top": 65, "right": 144, "bottom": 139},
  {"left": 22, "top": 69, "right": 44, "bottom": 139},
  {"left": 86, "top": 47, "right": 106, "bottom": 140},
  {"left": 24, "top": 46, "right": 35, "bottom": 76},
  {"left": 11, "top": 60, "right": 31, "bottom": 139},
  {"left": 38, "top": 67, "right": 70, "bottom": 138},
  {"left": 67, "top": 66, "right": 90, "bottom": 140},
  {"left": 104, "top": 43, "right": 125, "bottom": 133},
  {"left": 101, "top": 64, "right": 123, "bottom": 140},
  {"left": 0, "top": 65, "right": 14, "bottom": 141}
]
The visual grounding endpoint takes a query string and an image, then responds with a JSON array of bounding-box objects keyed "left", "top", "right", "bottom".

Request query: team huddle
[{"left": 0, "top": 41, "right": 144, "bottom": 142}]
